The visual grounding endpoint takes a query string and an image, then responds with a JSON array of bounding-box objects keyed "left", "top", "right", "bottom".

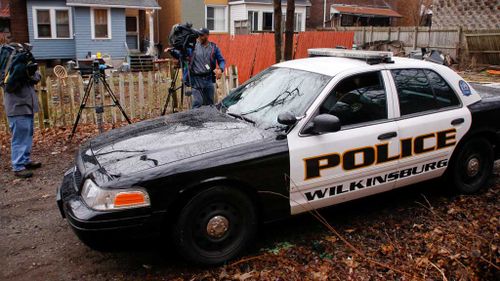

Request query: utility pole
[
  {"left": 284, "top": 0, "right": 295, "bottom": 60},
  {"left": 273, "top": 0, "right": 283, "bottom": 63}
]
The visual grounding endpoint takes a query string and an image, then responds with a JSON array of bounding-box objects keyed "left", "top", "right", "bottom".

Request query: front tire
[
  {"left": 448, "top": 138, "right": 494, "bottom": 194},
  {"left": 172, "top": 186, "right": 257, "bottom": 265}
]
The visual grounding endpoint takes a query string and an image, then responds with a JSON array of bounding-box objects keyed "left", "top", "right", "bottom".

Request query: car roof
[
  {"left": 275, "top": 55, "right": 482, "bottom": 107},
  {"left": 275, "top": 56, "right": 446, "bottom": 77}
]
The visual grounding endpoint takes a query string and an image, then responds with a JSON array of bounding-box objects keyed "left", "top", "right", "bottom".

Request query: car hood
[{"left": 80, "top": 107, "right": 270, "bottom": 182}]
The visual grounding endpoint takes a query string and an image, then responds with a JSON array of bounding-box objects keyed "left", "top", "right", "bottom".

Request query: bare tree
[
  {"left": 273, "top": 0, "right": 283, "bottom": 63},
  {"left": 284, "top": 0, "right": 295, "bottom": 61},
  {"left": 399, "top": 0, "right": 433, "bottom": 26}
]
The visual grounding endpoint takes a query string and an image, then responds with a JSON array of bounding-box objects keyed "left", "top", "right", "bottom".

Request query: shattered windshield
[{"left": 221, "top": 67, "right": 332, "bottom": 129}]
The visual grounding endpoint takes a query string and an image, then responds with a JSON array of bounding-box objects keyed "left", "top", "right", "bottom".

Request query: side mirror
[
  {"left": 304, "top": 114, "right": 341, "bottom": 135},
  {"left": 277, "top": 111, "right": 298, "bottom": 126}
]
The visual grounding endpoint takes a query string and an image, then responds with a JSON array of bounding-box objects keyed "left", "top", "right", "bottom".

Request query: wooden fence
[
  {"left": 324, "top": 26, "right": 500, "bottom": 65},
  {"left": 210, "top": 31, "right": 355, "bottom": 83},
  {"left": 0, "top": 65, "right": 239, "bottom": 132}
]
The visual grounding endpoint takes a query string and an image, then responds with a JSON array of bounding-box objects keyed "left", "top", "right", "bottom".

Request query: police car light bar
[{"left": 308, "top": 48, "right": 394, "bottom": 65}]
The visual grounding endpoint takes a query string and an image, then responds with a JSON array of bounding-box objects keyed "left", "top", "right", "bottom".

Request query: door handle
[
  {"left": 378, "top": 132, "right": 398, "bottom": 140},
  {"left": 451, "top": 118, "right": 465, "bottom": 126}
]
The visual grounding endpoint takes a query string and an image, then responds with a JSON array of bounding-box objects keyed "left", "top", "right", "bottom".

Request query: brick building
[
  {"left": 432, "top": 0, "right": 500, "bottom": 29},
  {"left": 0, "top": 0, "right": 29, "bottom": 43}
]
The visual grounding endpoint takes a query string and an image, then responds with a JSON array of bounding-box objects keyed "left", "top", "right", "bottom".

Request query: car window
[
  {"left": 424, "top": 70, "right": 460, "bottom": 108},
  {"left": 319, "top": 71, "right": 387, "bottom": 127},
  {"left": 391, "top": 69, "right": 459, "bottom": 116}
]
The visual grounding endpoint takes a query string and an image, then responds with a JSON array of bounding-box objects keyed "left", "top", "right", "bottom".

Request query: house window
[
  {"left": 36, "top": 10, "right": 52, "bottom": 38},
  {"left": 248, "top": 11, "right": 258, "bottom": 32},
  {"left": 341, "top": 14, "right": 354, "bottom": 26},
  {"left": 234, "top": 20, "right": 249, "bottom": 35},
  {"left": 33, "top": 7, "right": 72, "bottom": 39},
  {"left": 262, "top": 12, "right": 273, "bottom": 31},
  {"left": 55, "top": 10, "right": 70, "bottom": 38},
  {"left": 206, "top": 6, "right": 227, "bottom": 32},
  {"left": 91, "top": 8, "right": 111, "bottom": 39},
  {"left": 294, "top": 13, "right": 302, "bottom": 32}
]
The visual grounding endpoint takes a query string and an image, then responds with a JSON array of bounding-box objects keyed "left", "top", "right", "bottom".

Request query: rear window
[{"left": 391, "top": 69, "right": 460, "bottom": 116}]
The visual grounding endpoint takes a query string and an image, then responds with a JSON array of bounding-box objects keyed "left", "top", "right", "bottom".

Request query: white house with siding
[{"left": 229, "top": 0, "right": 311, "bottom": 35}]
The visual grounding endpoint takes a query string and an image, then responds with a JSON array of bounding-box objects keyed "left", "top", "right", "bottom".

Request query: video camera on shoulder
[{"left": 168, "top": 22, "right": 199, "bottom": 59}]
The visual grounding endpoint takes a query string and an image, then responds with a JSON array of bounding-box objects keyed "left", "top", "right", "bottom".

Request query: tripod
[
  {"left": 69, "top": 62, "right": 131, "bottom": 139},
  {"left": 161, "top": 58, "right": 190, "bottom": 115}
]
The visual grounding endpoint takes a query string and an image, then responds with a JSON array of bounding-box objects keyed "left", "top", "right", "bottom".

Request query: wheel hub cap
[
  {"left": 466, "top": 157, "right": 480, "bottom": 177},
  {"left": 206, "top": 215, "right": 229, "bottom": 239}
]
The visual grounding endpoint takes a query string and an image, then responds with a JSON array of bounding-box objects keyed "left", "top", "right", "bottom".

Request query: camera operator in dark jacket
[
  {"left": 3, "top": 62, "right": 42, "bottom": 178},
  {"left": 168, "top": 27, "right": 226, "bottom": 109}
]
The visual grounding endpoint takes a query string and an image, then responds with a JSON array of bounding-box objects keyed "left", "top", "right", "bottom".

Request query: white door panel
[
  {"left": 395, "top": 107, "right": 471, "bottom": 188},
  {"left": 288, "top": 122, "right": 400, "bottom": 214}
]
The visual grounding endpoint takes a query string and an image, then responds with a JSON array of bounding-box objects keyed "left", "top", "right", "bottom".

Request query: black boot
[
  {"left": 14, "top": 169, "right": 33, "bottom": 178},
  {"left": 25, "top": 162, "right": 42, "bottom": 170}
]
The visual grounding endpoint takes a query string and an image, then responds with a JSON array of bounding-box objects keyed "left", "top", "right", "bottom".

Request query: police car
[{"left": 57, "top": 49, "right": 500, "bottom": 265}]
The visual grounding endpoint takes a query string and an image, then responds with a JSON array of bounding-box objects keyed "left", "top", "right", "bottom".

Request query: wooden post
[
  {"left": 388, "top": 27, "right": 391, "bottom": 41},
  {"left": 56, "top": 79, "right": 66, "bottom": 126},
  {"left": 77, "top": 76, "right": 87, "bottom": 124},
  {"left": 362, "top": 26, "right": 366, "bottom": 45},
  {"left": 35, "top": 83, "right": 45, "bottom": 130},
  {"left": 138, "top": 72, "right": 145, "bottom": 119},
  {"left": 397, "top": 27, "right": 401, "bottom": 41},
  {"left": 118, "top": 73, "right": 126, "bottom": 121},
  {"left": 128, "top": 72, "right": 135, "bottom": 119},
  {"left": 68, "top": 76, "right": 76, "bottom": 124},
  {"left": 147, "top": 71, "right": 154, "bottom": 117},
  {"left": 457, "top": 26, "right": 463, "bottom": 65},
  {"left": 0, "top": 88, "right": 9, "bottom": 132},
  {"left": 370, "top": 26, "right": 374, "bottom": 43},
  {"left": 110, "top": 75, "right": 118, "bottom": 123},
  {"left": 39, "top": 65, "right": 50, "bottom": 127},
  {"left": 413, "top": 26, "right": 418, "bottom": 50},
  {"left": 47, "top": 78, "right": 55, "bottom": 127}
]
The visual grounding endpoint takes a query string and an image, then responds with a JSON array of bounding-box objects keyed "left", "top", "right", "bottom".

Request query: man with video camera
[
  {"left": 189, "top": 28, "right": 226, "bottom": 108},
  {"left": 168, "top": 26, "right": 226, "bottom": 109},
  {"left": 2, "top": 44, "right": 42, "bottom": 178}
]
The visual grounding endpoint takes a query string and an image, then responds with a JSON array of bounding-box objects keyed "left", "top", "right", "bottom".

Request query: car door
[
  {"left": 288, "top": 70, "right": 400, "bottom": 215},
  {"left": 387, "top": 68, "right": 472, "bottom": 188}
]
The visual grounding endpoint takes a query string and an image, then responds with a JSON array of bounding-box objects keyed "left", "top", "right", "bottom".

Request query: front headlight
[{"left": 81, "top": 179, "right": 150, "bottom": 211}]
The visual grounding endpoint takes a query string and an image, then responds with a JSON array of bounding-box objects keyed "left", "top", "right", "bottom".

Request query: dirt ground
[{"left": 0, "top": 126, "right": 499, "bottom": 281}]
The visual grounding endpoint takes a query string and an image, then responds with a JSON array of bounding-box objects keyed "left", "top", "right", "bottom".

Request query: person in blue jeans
[{"left": 3, "top": 71, "right": 42, "bottom": 178}]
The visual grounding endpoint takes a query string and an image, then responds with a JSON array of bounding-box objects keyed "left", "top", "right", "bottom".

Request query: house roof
[
  {"left": 66, "top": 0, "right": 160, "bottom": 10},
  {"left": 331, "top": 5, "right": 402, "bottom": 18},
  {"left": 0, "top": 7, "right": 10, "bottom": 18},
  {"left": 229, "top": 0, "right": 311, "bottom": 6}
]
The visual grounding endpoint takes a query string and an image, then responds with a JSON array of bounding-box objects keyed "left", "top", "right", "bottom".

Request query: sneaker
[
  {"left": 14, "top": 169, "right": 33, "bottom": 178},
  {"left": 25, "top": 162, "right": 42, "bottom": 170}
]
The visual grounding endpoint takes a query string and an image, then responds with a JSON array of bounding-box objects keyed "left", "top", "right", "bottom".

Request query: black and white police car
[{"left": 57, "top": 49, "right": 500, "bottom": 264}]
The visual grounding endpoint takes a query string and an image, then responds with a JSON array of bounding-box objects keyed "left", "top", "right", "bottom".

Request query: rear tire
[
  {"left": 172, "top": 186, "right": 257, "bottom": 265},
  {"left": 448, "top": 138, "right": 494, "bottom": 194}
]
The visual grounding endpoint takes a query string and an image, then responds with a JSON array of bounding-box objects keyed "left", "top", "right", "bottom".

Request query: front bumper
[{"left": 56, "top": 168, "right": 164, "bottom": 238}]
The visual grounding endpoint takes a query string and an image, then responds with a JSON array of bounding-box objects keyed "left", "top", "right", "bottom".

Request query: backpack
[{"left": 0, "top": 43, "right": 38, "bottom": 93}]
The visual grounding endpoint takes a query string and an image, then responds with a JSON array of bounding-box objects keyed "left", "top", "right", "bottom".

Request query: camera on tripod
[{"left": 69, "top": 52, "right": 131, "bottom": 139}]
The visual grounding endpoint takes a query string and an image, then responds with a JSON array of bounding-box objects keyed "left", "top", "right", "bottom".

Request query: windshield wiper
[{"left": 227, "top": 113, "right": 256, "bottom": 125}]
